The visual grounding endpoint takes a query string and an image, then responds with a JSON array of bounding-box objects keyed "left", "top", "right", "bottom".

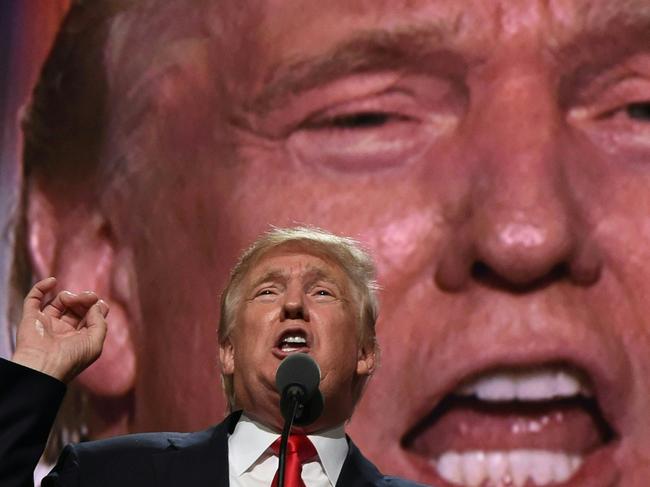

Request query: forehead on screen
[
  {"left": 104, "top": 0, "right": 650, "bottom": 116},
  {"left": 32, "top": 0, "right": 647, "bottom": 189}
]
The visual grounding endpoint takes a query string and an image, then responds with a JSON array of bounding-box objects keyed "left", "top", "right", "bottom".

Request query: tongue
[{"left": 406, "top": 396, "right": 611, "bottom": 457}]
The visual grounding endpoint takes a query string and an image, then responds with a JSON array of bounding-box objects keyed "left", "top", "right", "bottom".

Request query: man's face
[
  {"left": 101, "top": 0, "right": 650, "bottom": 485},
  {"left": 219, "top": 244, "right": 373, "bottom": 433}
]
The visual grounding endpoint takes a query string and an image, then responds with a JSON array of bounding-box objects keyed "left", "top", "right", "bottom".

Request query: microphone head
[
  {"left": 275, "top": 353, "right": 321, "bottom": 400},
  {"left": 275, "top": 353, "right": 324, "bottom": 424}
]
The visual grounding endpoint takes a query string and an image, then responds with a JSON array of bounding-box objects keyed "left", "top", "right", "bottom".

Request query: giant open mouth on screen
[{"left": 402, "top": 363, "right": 618, "bottom": 487}]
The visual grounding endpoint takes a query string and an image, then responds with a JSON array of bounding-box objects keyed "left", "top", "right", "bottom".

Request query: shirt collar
[
  {"left": 309, "top": 423, "right": 348, "bottom": 484},
  {"left": 228, "top": 414, "right": 348, "bottom": 485},
  {"left": 228, "top": 414, "right": 278, "bottom": 477}
]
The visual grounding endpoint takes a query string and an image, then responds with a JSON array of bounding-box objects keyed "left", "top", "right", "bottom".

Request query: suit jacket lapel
[
  {"left": 336, "top": 437, "right": 383, "bottom": 487},
  {"left": 152, "top": 411, "right": 242, "bottom": 487}
]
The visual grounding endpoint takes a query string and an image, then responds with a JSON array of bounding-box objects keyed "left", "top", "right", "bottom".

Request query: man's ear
[
  {"left": 219, "top": 337, "right": 235, "bottom": 375},
  {"left": 356, "top": 340, "right": 377, "bottom": 377},
  {"left": 26, "top": 180, "right": 136, "bottom": 398}
]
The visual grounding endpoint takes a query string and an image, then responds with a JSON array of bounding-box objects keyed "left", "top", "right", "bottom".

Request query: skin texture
[{"left": 24, "top": 0, "right": 650, "bottom": 484}]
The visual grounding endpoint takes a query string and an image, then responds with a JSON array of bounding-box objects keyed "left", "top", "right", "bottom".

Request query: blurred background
[{"left": 0, "top": 0, "right": 70, "bottom": 358}]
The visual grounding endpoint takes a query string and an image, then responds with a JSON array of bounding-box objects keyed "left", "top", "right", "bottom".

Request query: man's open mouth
[
  {"left": 274, "top": 328, "right": 311, "bottom": 355},
  {"left": 402, "top": 363, "right": 618, "bottom": 487}
]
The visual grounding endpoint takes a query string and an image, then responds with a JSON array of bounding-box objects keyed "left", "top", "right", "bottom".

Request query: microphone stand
[{"left": 278, "top": 393, "right": 301, "bottom": 487}]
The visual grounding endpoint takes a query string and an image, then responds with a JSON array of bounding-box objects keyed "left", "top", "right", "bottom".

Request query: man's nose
[
  {"left": 280, "top": 287, "right": 309, "bottom": 321},
  {"left": 435, "top": 66, "right": 602, "bottom": 291}
]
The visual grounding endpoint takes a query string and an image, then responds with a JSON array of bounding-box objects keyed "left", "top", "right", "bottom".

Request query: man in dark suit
[{"left": 1, "top": 227, "right": 427, "bottom": 487}]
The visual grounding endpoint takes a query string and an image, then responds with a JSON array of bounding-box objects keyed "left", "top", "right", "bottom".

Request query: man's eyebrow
[
  {"left": 579, "top": 0, "right": 650, "bottom": 32},
  {"left": 244, "top": 2, "right": 650, "bottom": 116},
  {"left": 302, "top": 267, "right": 340, "bottom": 287},
  {"left": 248, "top": 265, "right": 338, "bottom": 284},
  {"left": 248, "top": 265, "right": 342, "bottom": 290},
  {"left": 247, "top": 23, "right": 461, "bottom": 115},
  {"left": 249, "top": 269, "right": 289, "bottom": 290},
  {"left": 554, "top": 3, "right": 650, "bottom": 78}
]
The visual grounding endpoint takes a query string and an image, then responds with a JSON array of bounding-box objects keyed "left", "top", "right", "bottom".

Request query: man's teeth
[
  {"left": 281, "top": 336, "right": 307, "bottom": 350},
  {"left": 457, "top": 367, "right": 592, "bottom": 401},
  {"left": 283, "top": 336, "right": 306, "bottom": 344},
  {"left": 436, "top": 450, "right": 583, "bottom": 487}
]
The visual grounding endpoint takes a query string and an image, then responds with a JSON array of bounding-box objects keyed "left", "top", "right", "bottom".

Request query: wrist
[{"left": 11, "top": 348, "right": 66, "bottom": 382}]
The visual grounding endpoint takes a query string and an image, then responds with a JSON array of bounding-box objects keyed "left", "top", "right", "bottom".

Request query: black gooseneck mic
[{"left": 275, "top": 353, "right": 324, "bottom": 487}]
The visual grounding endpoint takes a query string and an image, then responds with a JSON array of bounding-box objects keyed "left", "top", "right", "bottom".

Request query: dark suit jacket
[{"left": 0, "top": 359, "right": 427, "bottom": 487}]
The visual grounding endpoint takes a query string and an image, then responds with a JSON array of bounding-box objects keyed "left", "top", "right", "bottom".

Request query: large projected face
[{"left": 28, "top": 0, "right": 650, "bottom": 485}]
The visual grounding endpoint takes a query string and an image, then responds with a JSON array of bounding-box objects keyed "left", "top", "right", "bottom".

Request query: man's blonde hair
[{"left": 218, "top": 226, "right": 380, "bottom": 411}]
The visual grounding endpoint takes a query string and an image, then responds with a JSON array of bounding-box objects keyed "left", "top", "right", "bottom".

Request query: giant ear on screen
[{"left": 26, "top": 180, "right": 136, "bottom": 399}]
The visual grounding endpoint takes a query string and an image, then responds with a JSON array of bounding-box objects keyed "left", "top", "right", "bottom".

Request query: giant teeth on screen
[
  {"left": 457, "top": 367, "right": 592, "bottom": 401},
  {"left": 436, "top": 450, "right": 583, "bottom": 487}
]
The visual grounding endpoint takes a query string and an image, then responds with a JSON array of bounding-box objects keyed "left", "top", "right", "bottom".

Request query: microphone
[
  {"left": 275, "top": 353, "right": 324, "bottom": 426},
  {"left": 274, "top": 353, "right": 324, "bottom": 487}
]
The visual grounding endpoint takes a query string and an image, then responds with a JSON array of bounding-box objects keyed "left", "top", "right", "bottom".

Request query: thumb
[
  {"left": 86, "top": 299, "right": 108, "bottom": 345},
  {"left": 85, "top": 300, "right": 109, "bottom": 352}
]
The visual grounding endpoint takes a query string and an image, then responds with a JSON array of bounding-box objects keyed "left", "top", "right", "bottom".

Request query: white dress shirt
[{"left": 228, "top": 414, "right": 348, "bottom": 487}]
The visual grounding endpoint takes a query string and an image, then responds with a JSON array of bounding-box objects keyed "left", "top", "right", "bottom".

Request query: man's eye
[
  {"left": 329, "top": 112, "right": 392, "bottom": 129},
  {"left": 288, "top": 97, "right": 436, "bottom": 173},
  {"left": 310, "top": 112, "right": 407, "bottom": 130},
  {"left": 627, "top": 102, "right": 650, "bottom": 121},
  {"left": 314, "top": 289, "right": 333, "bottom": 297},
  {"left": 256, "top": 289, "right": 276, "bottom": 296}
]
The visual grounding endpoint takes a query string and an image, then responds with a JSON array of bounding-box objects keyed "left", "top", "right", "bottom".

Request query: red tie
[{"left": 270, "top": 434, "right": 318, "bottom": 487}]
